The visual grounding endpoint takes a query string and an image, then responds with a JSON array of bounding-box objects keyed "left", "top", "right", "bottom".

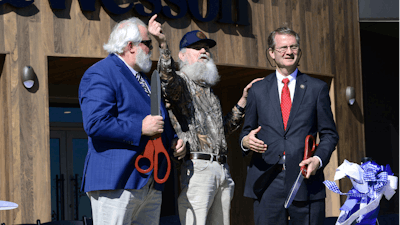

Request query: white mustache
[{"left": 198, "top": 54, "right": 209, "bottom": 60}]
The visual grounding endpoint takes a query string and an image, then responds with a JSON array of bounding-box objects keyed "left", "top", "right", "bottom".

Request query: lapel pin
[{"left": 300, "top": 84, "right": 305, "bottom": 89}]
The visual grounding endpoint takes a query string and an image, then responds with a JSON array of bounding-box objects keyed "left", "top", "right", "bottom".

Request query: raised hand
[{"left": 148, "top": 14, "right": 166, "bottom": 48}]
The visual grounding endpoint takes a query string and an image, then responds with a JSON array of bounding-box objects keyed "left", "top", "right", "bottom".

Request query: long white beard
[
  {"left": 180, "top": 54, "right": 220, "bottom": 86},
  {"left": 136, "top": 47, "right": 152, "bottom": 73}
]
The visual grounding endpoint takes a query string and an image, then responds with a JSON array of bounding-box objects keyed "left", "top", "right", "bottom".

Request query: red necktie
[{"left": 281, "top": 78, "right": 291, "bottom": 130}]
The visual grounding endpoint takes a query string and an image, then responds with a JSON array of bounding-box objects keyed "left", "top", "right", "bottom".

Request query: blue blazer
[
  {"left": 239, "top": 72, "right": 339, "bottom": 201},
  {"left": 79, "top": 54, "right": 175, "bottom": 192}
]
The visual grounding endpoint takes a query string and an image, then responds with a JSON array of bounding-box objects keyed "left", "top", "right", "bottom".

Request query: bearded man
[
  {"left": 148, "top": 15, "right": 261, "bottom": 225},
  {"left": 79, "top": 17, "right": 185, "bottom": 225}
]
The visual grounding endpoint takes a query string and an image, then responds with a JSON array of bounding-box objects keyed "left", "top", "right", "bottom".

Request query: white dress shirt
[{"left": 276, "top": 69, "right": 297, "bottom": 102}]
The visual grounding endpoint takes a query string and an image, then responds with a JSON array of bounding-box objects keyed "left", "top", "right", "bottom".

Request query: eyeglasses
[
  {"left": 188, "top": 44, "right": 210, "bottom": 52},
  {"left": 140, "top": 40, "right": 153, "bottom": 50},
  {"left": 274, "top": 45, "right": 299, "bottom": 54}
]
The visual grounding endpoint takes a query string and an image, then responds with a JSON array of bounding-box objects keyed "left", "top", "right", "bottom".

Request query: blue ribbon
[
  {"left": 323, "top": 161, "right": 395, "bottom": 225},
  {"left": 362, "top": 162, "right": 391, "bottom": 196}
]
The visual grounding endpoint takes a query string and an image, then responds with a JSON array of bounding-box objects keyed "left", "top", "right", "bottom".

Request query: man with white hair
[
  {"left": 149, "top": 15, "right": 262, "bottom": 225},
  {"left": 79, "top": 17, "right": 185, "bottom": 225}
]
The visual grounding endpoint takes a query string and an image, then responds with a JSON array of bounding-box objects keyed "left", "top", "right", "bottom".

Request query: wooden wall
[{"left": 0, "top": 0, "right": 364, "bottom": 224}]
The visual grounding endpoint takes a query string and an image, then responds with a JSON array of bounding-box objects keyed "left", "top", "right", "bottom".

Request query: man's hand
[
  {"left": 148, "top": 14, "right": 167, "bottom": 49},
  {"left": 142, "top": 115, "right": 164, "bottom": 136},
  {"left": 237, "top": 78, "right": 264, "bottom": 108},
  {"left": 171, "top": 138, "right": 186, "bottom": 160},
  {"left": 242, "top": 126, "right": 267, "bottom": 153},
  {"left": 299, "top": 156, "right": 320, "bottom": 179}
]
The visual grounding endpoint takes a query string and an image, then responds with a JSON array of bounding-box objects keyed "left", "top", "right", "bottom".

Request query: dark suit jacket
[
  {"left": 239, "top": 71, "right": 338, "bottom": 201},
  {"left": 79, "top": 54, "right": 175, "bottom": 192}
]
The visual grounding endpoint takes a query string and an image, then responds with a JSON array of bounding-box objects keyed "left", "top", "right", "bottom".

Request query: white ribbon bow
[{"left": 323, "top": 160, "right": 398, "bottom": 225}]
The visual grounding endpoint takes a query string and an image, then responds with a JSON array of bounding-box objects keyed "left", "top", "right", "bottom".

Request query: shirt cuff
[
  {"left": 313, "top": 156, "right": 323, "bottom": 169},
  {"left": 241, "top": 138, "right": 249, "bottom": 152}
]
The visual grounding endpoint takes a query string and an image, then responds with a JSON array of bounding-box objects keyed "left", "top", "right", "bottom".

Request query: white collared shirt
[{"left": 276, "top": 68, "right": 298, "bottom": 102}]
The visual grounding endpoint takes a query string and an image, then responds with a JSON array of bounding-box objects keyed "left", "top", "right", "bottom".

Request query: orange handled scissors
[
  {"left": 300, "top": 135, "right": 318, "bottom": 177},
  {"left": 135, "top": 135, "right": 171, "bottom": 184}
]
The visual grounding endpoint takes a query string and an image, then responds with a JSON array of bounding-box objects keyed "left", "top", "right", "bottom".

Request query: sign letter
[
  {"left": 48, "top": 0, "right": 66, "bottom": 9},
  {"left": 162, "top": 0, "right": 187, "bottom": 19},
  {"left": 236, "top": 0, "right": 250, "bottom": 25},
  {"left": 188, "top": 0, "right": 219, "bottom": 22},
  {"left": 78, "top": 0, "right": 96, "bottom": 11},
  {"left": 135, "top": 0, "right": 162, "bottom": 17},
  {"left": 0, "top": 0, "right": 35, "bottom": 8},
  {"left": 101, "top": 0, "right": 134, "bottom": 14},
  {"left": 218, "top": 0, "right": 234, "bottom": 24}
]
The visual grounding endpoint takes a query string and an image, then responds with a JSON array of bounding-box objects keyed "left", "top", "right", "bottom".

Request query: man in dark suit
[
  {"left": 79, "top": 17, "right": 185, "bottom": 225},
  {"left": 239, "top": 27, "right": 339, "bottom": 225}
]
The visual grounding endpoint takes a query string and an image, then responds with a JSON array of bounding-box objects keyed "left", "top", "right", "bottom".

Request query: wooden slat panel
[
  {"left": 42, "top": 0, "right": 55, "bottom": 54},
  {"left": 311, "top": 0, "right": 319, "bottom": 72},
  {"left": 338, "top": 0, "right": 366, "bottom": 203},
  {"left": 324, "top": 80, "right": 341, "bottom": 217},
  {"left": 18, "top": 7, "right": 36, "bottom": 222},
  {"left": 4, "top": 9, "right": 23, "bottom": 224},
  {"left": 29, "top": 4, "right": 51, "bottom": 220},
  {"left": 253, "top": 2, "right": 267, "bottom": 67},
  {"left": 298, "top": 0, "right": 309, "bottom": 71},
  {"left": 322, "top": 0, "right": 331, "bottom": 74},
  {"left": 315, "top": 1, "right": 323, "bottom": 73},
  {"left": 0, "top": 7, "right": 5, "bottom": 53},
  {"left": 0, "top": 54, "right": 12, "bottom": 223}
]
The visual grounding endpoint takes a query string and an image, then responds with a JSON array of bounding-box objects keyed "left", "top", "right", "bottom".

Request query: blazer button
[{"left": 284, "top": 136, "right": 287, "bottom": 140}]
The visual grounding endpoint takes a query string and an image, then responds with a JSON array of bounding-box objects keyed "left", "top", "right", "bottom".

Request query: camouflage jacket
[{"left": 157, "top": 47, "right": 244, "bottom": 155}]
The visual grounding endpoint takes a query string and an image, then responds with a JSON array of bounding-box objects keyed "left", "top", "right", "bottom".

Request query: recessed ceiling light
[{"left": 64, "top": 111, "right": 71, "bottom": 114}]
